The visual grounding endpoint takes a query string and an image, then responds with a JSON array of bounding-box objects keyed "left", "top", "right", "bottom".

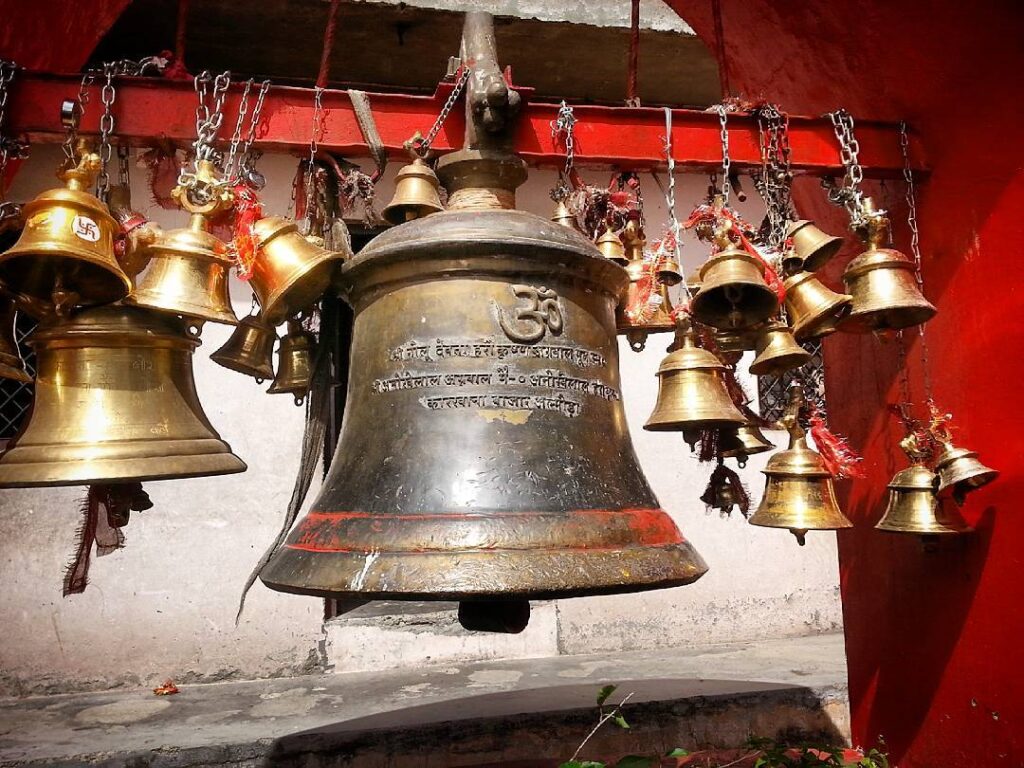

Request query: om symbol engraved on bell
[{"left": 499, "top": 284, "right": 563, "bottom": 342}]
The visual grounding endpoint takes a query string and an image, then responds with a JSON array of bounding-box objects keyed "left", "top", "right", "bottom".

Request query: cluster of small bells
[
  {"left": 548, "top": 190, "right": 997, "bottom": 545},
  {"left": 0, "top": 142, "right": 348, "bottom": 499}
]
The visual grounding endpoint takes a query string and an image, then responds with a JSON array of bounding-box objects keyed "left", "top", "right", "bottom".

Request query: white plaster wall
[{"left": 0, "top": 146, "right": 841, "bottom": 693}]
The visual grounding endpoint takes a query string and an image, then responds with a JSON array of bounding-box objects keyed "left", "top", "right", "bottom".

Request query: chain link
[
  {"left": 899, "top": 120, "right": 933, "bottom": 400},
  {"left": 715, "top": 104, "right": 731, "bottom": 203},
  {"left": 304, "top": 86, "right": 326, "bottom": 225},
  {"left": 62, "top": 72, "right": 95, "bottom": 165},
  {"left": 551, "top": 100, "right": 576, "bottom": 179},
  {"left": 413, "top": 66, "right": 470, "bottom": 156},
  {"left": 826, "top": 108, "right": 868, "bottom": 225},
  {"left": 0, "top": 60, "right": 29, "bottom": 200},
  {"left": 189, "top": 70, "right": 231, "bottom": 171},
  {"left": 95, "top": 63, "right": 118, "bottom": 199}
]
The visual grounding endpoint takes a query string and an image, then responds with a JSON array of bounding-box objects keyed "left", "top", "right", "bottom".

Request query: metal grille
[
  {"left": 0, "top": 313, "right": 36, "bottom": 439},
  {"left": 757, "top": 339, "right": 827, "bottom": 421}
]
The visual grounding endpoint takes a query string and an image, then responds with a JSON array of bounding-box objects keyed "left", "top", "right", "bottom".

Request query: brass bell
[
  {"left": 749, "top": 319, "right": 811, "bottom": 376},
  {"left": 786, "top": 219, "right": 844, "bottom": 273},
  {"left": 128, "top": 160, "right": 237, "bottom": 326},
  {"left": 210, "top": 311, "right": 277, "bottom": 382},
  {"left": 841, "top": 199, "right": 936, "bottom": 332},
  {"left": 268, "top": 319, "right": 316, "bottom": 405},
  {"left": 645, "top": 320, "right": 746, "bottom": 432},
  {"left": 551, "top": 200, "right": 576, "bottom": 229},
  {"left": 596, "top": 225, "right": 627, "bottom": 265},
  {"left": 248, "top": 216, "right": 346, "bottom": 324},
  {"left": 934, "top": 441, "right": 998, "bottom": 504},
  {"left": 0, "top": 296, "right": 31, "bottom": 383},
  {"left": 0, "top": 304, "right": 246, "bottom": 486},
  {"left": 749, "top": 384, "right": 852, "bottom": 544},
  {"left": 720, "top": 422, "right": 775, "bottom": 466},
  {"left": 657, "top": 256, "right": 683, "bottom": 286},
  {"left": 382, "top": 157, "right": 444, "bottom": 225},
  {"left": 783, "top": 269, "right": 852, "bottom": 341},
  {"left": 0, "top": 147, "right": 131, "bottom": 307},
  {"left": 690, "top": 225, "right": 779, "bottom": 330},
  {"left": 713, "top": 325, "right": 758, "bottom": 365},
  {"left": 876, "top": 462, "right": 971, "bottom": 536}
]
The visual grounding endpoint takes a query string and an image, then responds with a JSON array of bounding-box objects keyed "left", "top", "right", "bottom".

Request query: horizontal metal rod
[{"left": 5, "top": 72, "right": 926, "bottom": 177}]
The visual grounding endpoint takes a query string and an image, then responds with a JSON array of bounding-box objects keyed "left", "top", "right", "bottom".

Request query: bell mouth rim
[
  {"left": 837, "top": 304, "right": 937, "bottom": 333},
  {"left": 0, "top": 448, "right": 246, "bottom": 487}
]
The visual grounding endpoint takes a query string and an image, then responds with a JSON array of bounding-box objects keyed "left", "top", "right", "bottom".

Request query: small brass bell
[
  {"left": 690, "top": 225, "right": 779, "bottom": 330},
  {"left": 841, "top": 199, "right": 936, "bottom": 332},
  {"left": 248, "top": 216, "right": 346, "bottom": 324},
  {"left": 786, "top": 219, "right": 844, "bottom": 273},
  {"left": 382, "top": 157, "right": 444, "bottom": 224},
  {"left": 875, "top": 462, "right": 971, "bottom": 536},
  {"left": 551, "top": 200, "right": 576, "bottom": 229},
  {"left": 749, "top": 384, "right": 853, "bottom": 544},
  {"left": 712, "top": 325, "right": 758, "bottom": 366},
  {"left": 0, "top": 296, "right": 31, "bottom": 383},
  {"left": 128, "top": 160, "right": 237, "bottom": 326},
  {"left": 657, "top": 256, "right": 683, "bottom": 286},
  {"left": 749, "top": 319, "right": 811, "bottom": 376},
  {"left": 783, "top": 269, "right": 852, "bottom": 341},
  {"left": 720, "top": 422, "right": 775, "bottom": 466},
  {"left": 934, "top": 441, "right": 998, "bottom": 504},
  {"left": 0, "top": 147, "right": 131, "bottom": 307},
  {"left": 596, "top": 226, "right": 627, "bottom": 265},
  {"left": 0, "top": 304, "right": 246, "bottom": 486},
  {"left": 645, "top": 320, "right": 746, "bottom": 432},
  {"left": 268, "top": 319, "right": 316, "bottom": 405},
  {"left": 210, "top": 311, "right": 277, "bottom": 382}
]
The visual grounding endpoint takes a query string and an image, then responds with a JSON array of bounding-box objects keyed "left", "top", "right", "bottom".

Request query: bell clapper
[{"left": 791, "top": 528, "right": 809, "bottom": 546}]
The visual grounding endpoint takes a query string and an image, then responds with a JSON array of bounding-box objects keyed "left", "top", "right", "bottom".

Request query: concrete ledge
[{"left": 0, "top": 633, "right": 848, "bottom": 767}]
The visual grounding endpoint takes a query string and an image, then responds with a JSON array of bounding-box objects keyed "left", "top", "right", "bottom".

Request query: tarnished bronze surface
[
  {"left": 0, "top": 150, "right": 131, "bottom": 307},
  {"left": 783, "top": 270, "right": 852, "bottom": 341},
  {"left": 268, "top": 319, "right": 315, "bottom": 404},
  {"left": 0, "top": 304, "right": 246, "bottom": 487},
  {"left": 249, "top": 216, "right": 347, "bottom": 324},
  {"left": 644, "top": 322, "right": 745, "bottom": 432},
  {"left": 749, "top": 319, "right": 811, "bottom": 376},
  {"left": 720, "top": 422, "right": 774, "bottom": 463},
  {"left": 211, "top": 311, "right": 277, "bottom": 382},
  {"left": 875, "top": 463, "right": 971, "bottom": 535},
  {"left": 691, "top": 231, "right": 779, "bottom": 330},
  {"left": 382, "top": 158, "right": 444, "bottom": 224},
  {"left": 0, "top": 296, "right": 32, "bottom": 383},
  {"left": 260, "top": 208, "right": 707, "bottom": 600},
  {"left": 934, "top": 441, "right": 998, "bottom": 502},
  {"left": 786, "top": 219, "right": 844, "bottom": 273}
]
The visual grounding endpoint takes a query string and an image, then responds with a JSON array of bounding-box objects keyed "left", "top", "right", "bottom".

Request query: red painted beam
[{"left": 4, "top": 71, "right": 925, "bottom": 176}]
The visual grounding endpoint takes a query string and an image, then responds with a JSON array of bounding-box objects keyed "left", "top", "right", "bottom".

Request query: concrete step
[{"left": 0, "top": 633, "right": 849, "bottom": 768}]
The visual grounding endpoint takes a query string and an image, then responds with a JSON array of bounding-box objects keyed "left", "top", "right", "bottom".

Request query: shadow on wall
[{"left": 262, "top": 679, "right": 847, "bottom": 767}]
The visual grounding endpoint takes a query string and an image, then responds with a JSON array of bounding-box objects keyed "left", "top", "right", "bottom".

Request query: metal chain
[
  {"left": 715, "top": 104, "right": 731, "bottom": 203},
  {"left": 117, "top": 143, "right": 131, "bottom": 188},
  {"left": 190, "top": 70, "right": 231, "bottom": 170},
  {"left": 95, "top": 63, "right": 118, "bottom": 199},
  {"left": 239, "top": 80, "right": 270, "bottom": 185},
  {"left": 899, "top": 120, "right": 933, "bottom": 401},
  {"left": 225, "top": 78, "right": 253, "bottom": 178},
  {"left": 62, "top": 72, "right": 95, "bottom": 164},
  {"left": 304, "top": 86, "right": 326, "bottom": 226},
  {"left": 414, "top": 66, "right": 470, "bottom": 156},
  {"left": 0, "top": 60, "right": 29, "bottom": 201},
  {"left": 826, "top": 108, "right": 866, "bottom": 224},
  {"left": 551, "top": 100, "right": 576, "bottom": 179}
]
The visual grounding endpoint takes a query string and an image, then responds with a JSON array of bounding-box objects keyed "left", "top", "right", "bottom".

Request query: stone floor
[{"left": 0, "top": 633, "right": 848, "bottom": 767}]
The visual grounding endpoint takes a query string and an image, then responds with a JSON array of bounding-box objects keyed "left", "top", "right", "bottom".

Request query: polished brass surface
[
  {"left": 210, "top": 311, "right": 277, "bottom": 382},
  {"left": 0, "top": 151, "right": 131, "bottom": 307},
  {"left": 841, "top": 202, "right": 936, "bottom": 332},
  {"left": 0, "top": 304, "right": 246, "bottom": 487},
  {"left": 749, "top": 388, "right": 852, "bottom": 544},
  {"left": 248, "top": 216, "right": 346, "bottom": 324},
  {"left": 268, "top": 319, "right": 315, "bottom": 404},
  {"left": 382, "top": 157, "right": 444, "bottom": 224},
  {"left": 875, "top": 463, "right": 971, "bottom": 535},
  {"left": 644, "top": 322, "right": 746, "bottom": 432},
  {"left": 787, "top": 219, "right": 844, "bottom": 273},
  {"left": 0, "top": 296, "right": 31, "bottom": 383},
  {"left": 783, "top": 270, "right": 852, "bottom": 341},
  {"left": 749, "top": 319, "right": 811, "bottom": 376},
  {"left": 551, "top": 200, "right": 576, "bottom": 229},
  {"left": 260, "top": 208, "right": 707, "bottom": 601},
  {"left": 596, "top": 226, "right": 627, "bottom": 265},
  {"left": 934, "top": 441, "right": 999, "bottom": 502},
  {"left": 691, "top": 233, "right": 779, "bottom": 330},
  {"left": 720, "top": 422, "right": 775, "bottom": 462},
  {"left": 657, "top": 256, "right": 683, "bottom": 286}
]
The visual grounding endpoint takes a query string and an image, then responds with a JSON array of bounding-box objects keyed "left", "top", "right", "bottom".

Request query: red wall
[{"left": 664, "top": 1, "right": 1024, "bottom": 765}]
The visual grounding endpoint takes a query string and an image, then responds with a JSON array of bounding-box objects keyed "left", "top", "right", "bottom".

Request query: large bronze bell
[
  {"left": 786, "top": 219, "right": 844, "bottom": 273},
  {"left": 248, "top": 216, "right": 346, "bottom": 324},
  {"left": 0, "top": 297, "right": 31, "bottom": 383},
  {"left": 268, "top": 319, "right": 316, "bottom": 405},
  {"left": 0, "top": 148, "right": 131, "bottom": 307},
  {"left": 690, "top": 225, "right": 779, "bottom": 330},
  {"left": 645, "top": 321, "right": 746, "bottom": 432},
  {"left": 841, "top": 200, "right": 936, "bottom": 332},
  {"left": 933, "top": 441, "right": 998, "bottom": 504},
  {"left": 261, "top": 13, "right": 707, "bottom": 612},
  {"left": 382, "top": 157, "right": 444, "bottom": 224},
  {"left": 783, "top": 269, "right": 852, "bottom": 341},
  {"left": 210, "top": 310, "right": 277, "bottom": 382},
  {"left": 875, "top": 462, "right": 971, "bottom": 536},
  {"left": 0, "top": 304, "right": 246, "bottom": 486},
  {"left": 749, "top": 319, "right": 811, "bottom": 376},
  {"left": 749, "top": 385, "right": 852, "bottom": 544}
]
